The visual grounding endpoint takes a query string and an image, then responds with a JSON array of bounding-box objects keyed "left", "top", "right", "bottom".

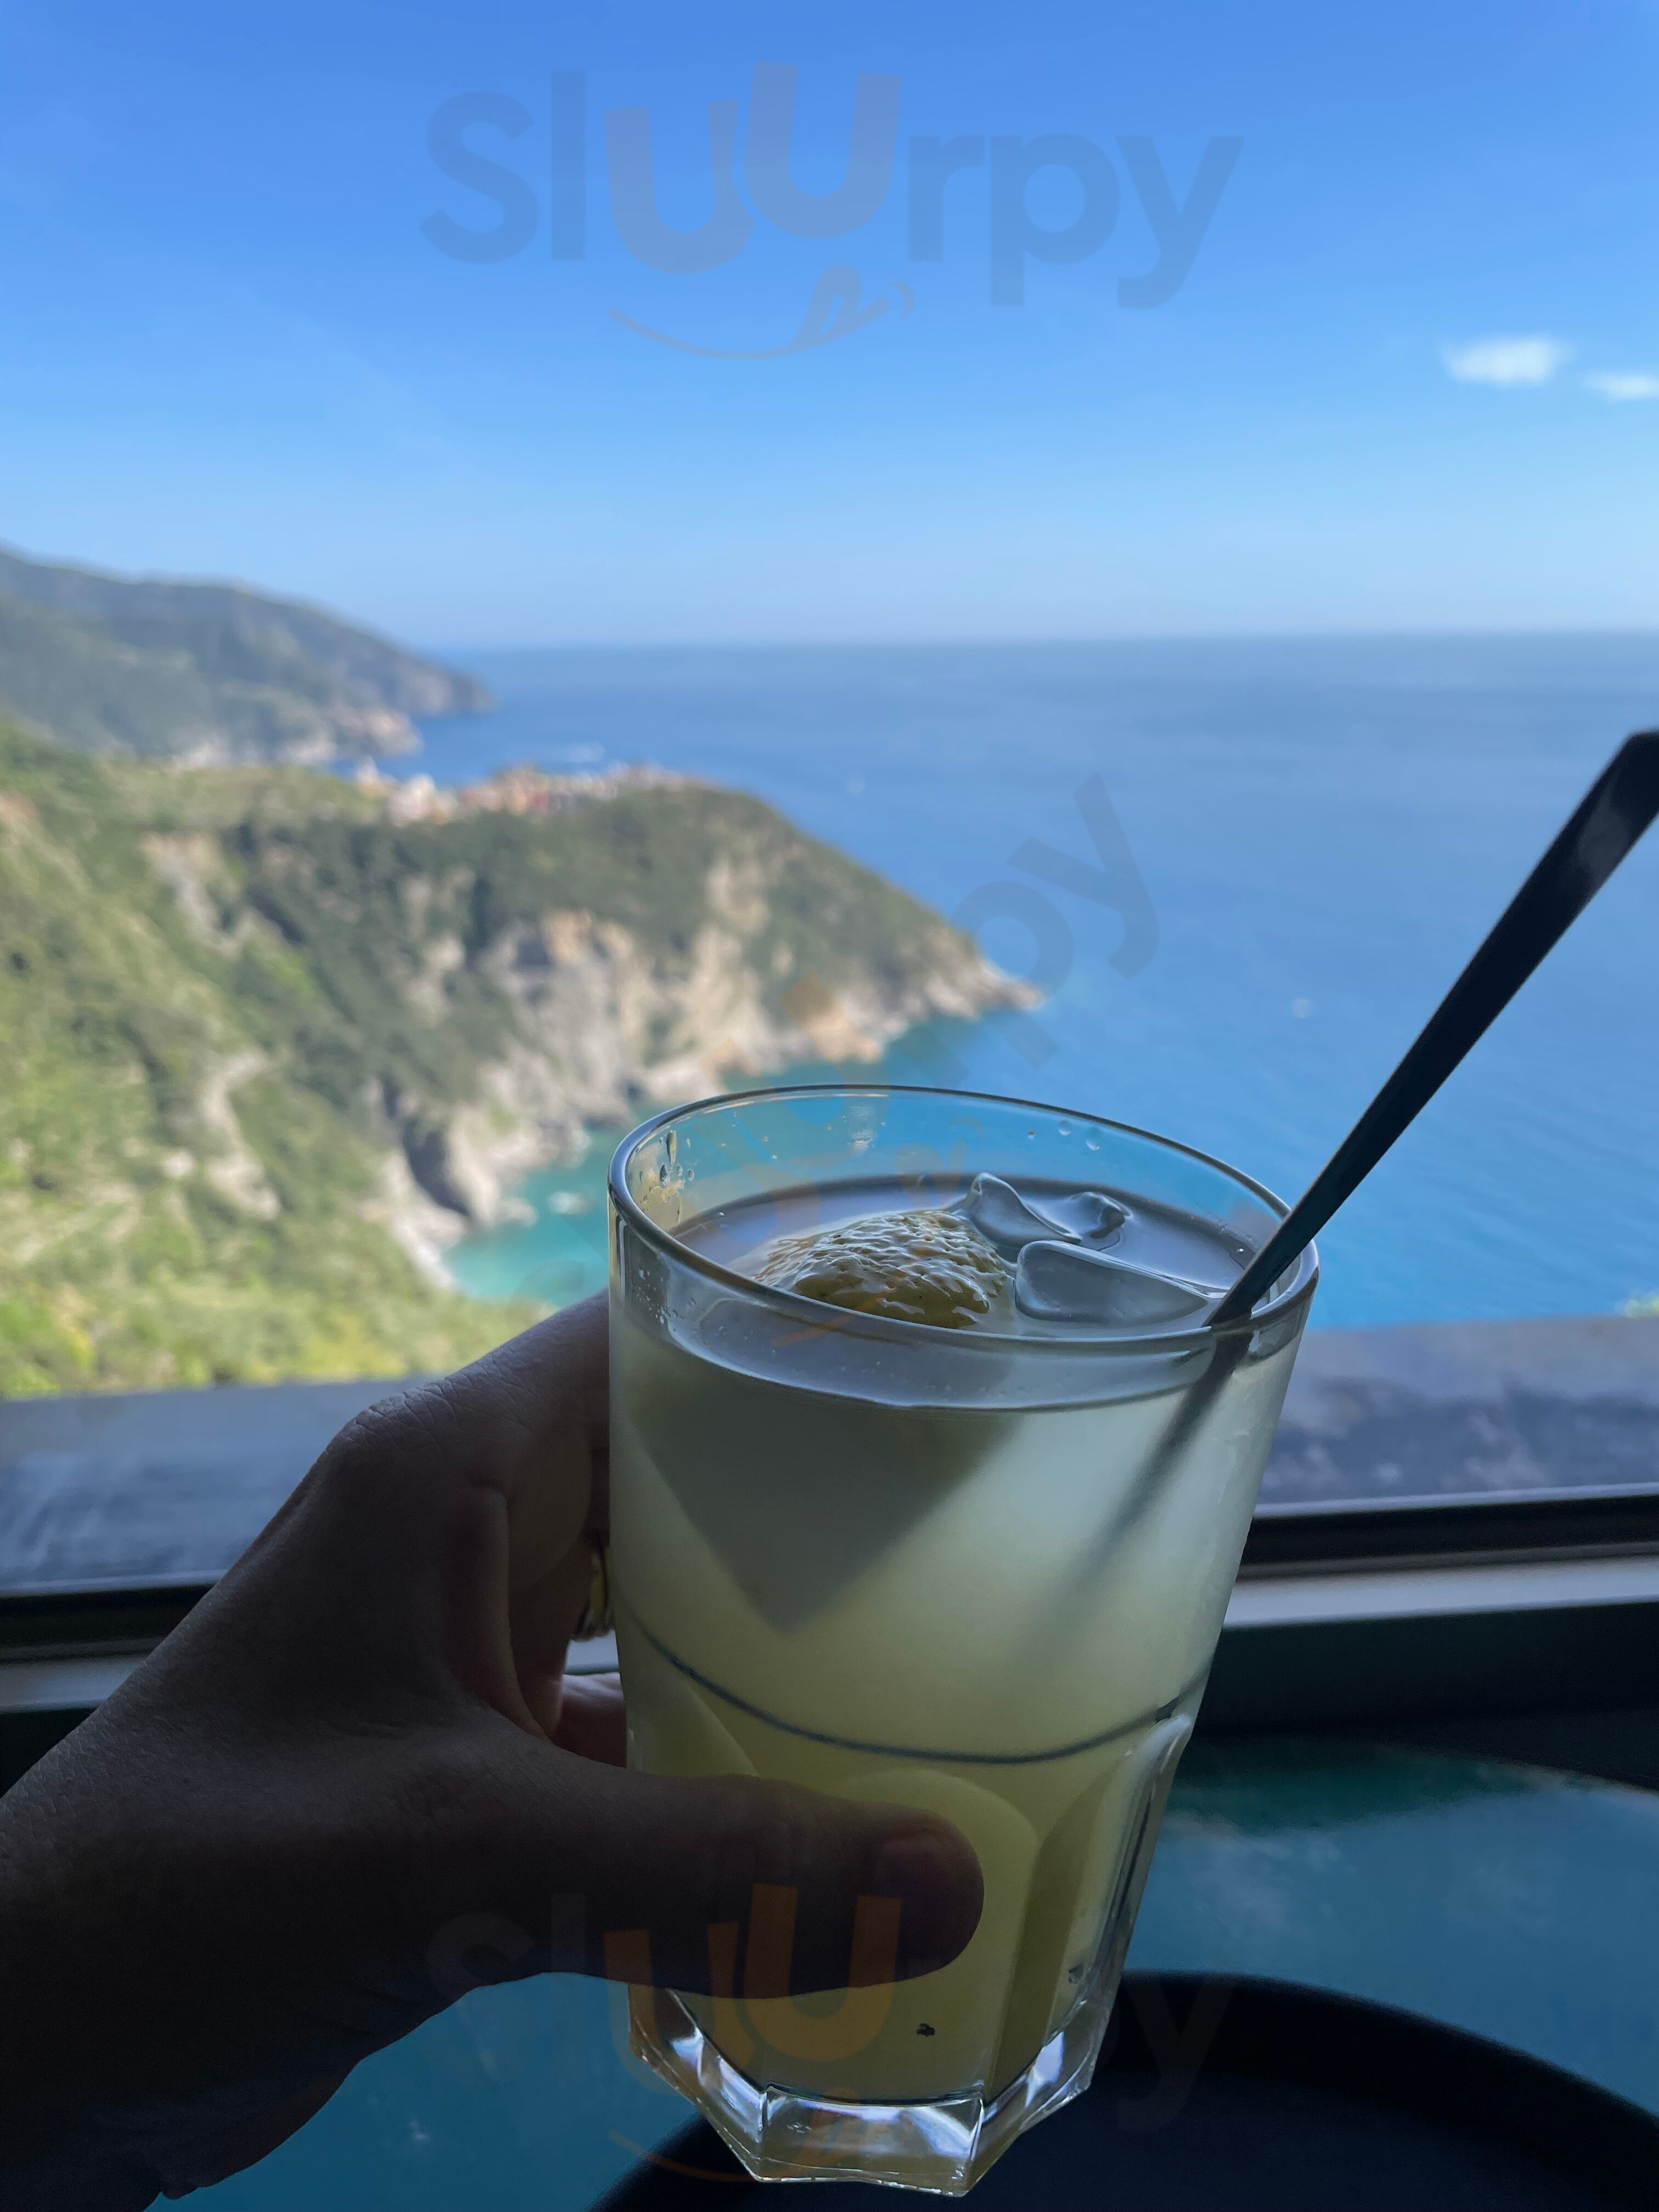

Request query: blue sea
[{"left": 398, "top": 638, "right": 1659, "bottom": 1332}]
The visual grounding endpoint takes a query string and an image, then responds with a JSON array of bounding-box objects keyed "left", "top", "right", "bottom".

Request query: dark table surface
[{"left": 180, "top": 1739, "right": 1659, "bottom": 2211}]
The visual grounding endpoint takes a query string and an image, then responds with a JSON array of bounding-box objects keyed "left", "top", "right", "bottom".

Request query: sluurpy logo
[{"left": 422, "top": 67, "right": 1242, "bottom": 356}]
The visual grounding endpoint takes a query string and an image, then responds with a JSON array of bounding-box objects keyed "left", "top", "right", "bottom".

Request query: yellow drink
[{"left": 608, "top": 1091, "right": 1315, "bottom": 2191}]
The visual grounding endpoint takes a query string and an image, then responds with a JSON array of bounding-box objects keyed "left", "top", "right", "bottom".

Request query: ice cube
[
  {"left": 1030, "top": 1188, "right": 1129, "bottom": 1243},
  {"left": 1014, "top": 1239, "right": 1212, "bottom": 1327},
  {"left": 955, "top": 1172, "right": 1128, "bottom": 1257},
  {"left": 954, "top": 1173, "right": 1063, "bottom": 1256}
]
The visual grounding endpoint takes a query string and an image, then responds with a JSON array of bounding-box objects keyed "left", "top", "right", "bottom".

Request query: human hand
[{"left": 0, "top": 1295, "right": 982, "bottom": 2208}]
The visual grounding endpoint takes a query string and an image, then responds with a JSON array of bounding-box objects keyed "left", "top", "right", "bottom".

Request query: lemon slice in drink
[{"left": 752, "top": 1207, "right": 1011, "bottom": 1329}]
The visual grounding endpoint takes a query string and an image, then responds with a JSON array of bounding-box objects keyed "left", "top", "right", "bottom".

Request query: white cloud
[
  {"left": 1584, "top": 371, "right": 1659, "bottom": 402},
  {"left": 1442, "top": 335, "right": 1572, "bottom": 387}
]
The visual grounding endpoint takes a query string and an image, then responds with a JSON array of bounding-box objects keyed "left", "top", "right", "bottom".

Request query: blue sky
[{"left": 3, "top": 0, "right": 1657, "bottom": 645}]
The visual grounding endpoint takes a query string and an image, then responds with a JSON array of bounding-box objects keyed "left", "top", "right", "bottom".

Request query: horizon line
[{"left": 422, "top": 623, "right": 1659, "bottom": 659}]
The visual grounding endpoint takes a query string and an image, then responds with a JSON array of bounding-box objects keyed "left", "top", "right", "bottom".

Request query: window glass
[{"left": 3, "top": 12, "right": 1657, "bottom": 1479}]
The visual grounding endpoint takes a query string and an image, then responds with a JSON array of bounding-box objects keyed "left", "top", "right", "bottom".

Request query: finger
[
  {"left": 411, "top": 1297, "right": 611, "bottom": 1668},
  {"left": 242, "top": 1296, "right": 609, "bottom": 1734},
  {"left": 458, "top": 1291, "right": 610, "bottom": 1525},
  {"left": 325, "top": 1291, "right": 609, "bottom": 1543},
  {"left": 507, "top": 1542, "right": 595, "bottom": 1701},
  {"left": 425, "top": 1731, "right": 983, "bottom": 1997},
  {"left": 550, "top": 1673, "right": 627, "bottom": 1765}
]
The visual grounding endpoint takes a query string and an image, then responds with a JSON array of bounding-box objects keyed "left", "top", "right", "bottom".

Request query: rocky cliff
[{"left": 0, "top": 730, "right": 1024, "bottom": 1393}]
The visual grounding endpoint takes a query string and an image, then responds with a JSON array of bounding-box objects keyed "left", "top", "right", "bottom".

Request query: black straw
[{"left": 1212, "top": 729, "right": 1659, "bottom": 1327}]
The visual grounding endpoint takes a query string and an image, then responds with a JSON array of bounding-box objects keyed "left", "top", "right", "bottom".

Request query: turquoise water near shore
[
  {"left": 418, "top": 638, "right": 1659, "bottom": 1330},
  {"left": 442, "top": 1040, "right": 986, "bottom": 1312}
]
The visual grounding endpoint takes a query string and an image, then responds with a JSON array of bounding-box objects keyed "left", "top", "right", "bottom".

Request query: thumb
[{"left": 424, "top": 1729, "right": 984, "bottom": 1999}]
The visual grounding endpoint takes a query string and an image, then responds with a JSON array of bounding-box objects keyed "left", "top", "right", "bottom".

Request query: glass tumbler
[{"left": 607, "top": 1086, "right": 1317, "bottom": 2193}]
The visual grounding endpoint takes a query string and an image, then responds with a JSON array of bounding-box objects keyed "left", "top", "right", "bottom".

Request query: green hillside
[
  {"left": 0, "top": 545, "right": 489, "bottom": 763},
  {"left": 0, "top": 730, "right": 1011, "bottom": 1396},
  {"left": 0, "top": 731, "right": 526, "bottom": 1393}
]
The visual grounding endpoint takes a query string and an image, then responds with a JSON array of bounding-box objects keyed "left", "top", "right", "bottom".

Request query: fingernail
[
  {"left": 868, "top": 1823, "right": 983, "bottom": 1974},
  {"left": 870, "top": 1827, "right": 956, "bottom": 1900}
]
